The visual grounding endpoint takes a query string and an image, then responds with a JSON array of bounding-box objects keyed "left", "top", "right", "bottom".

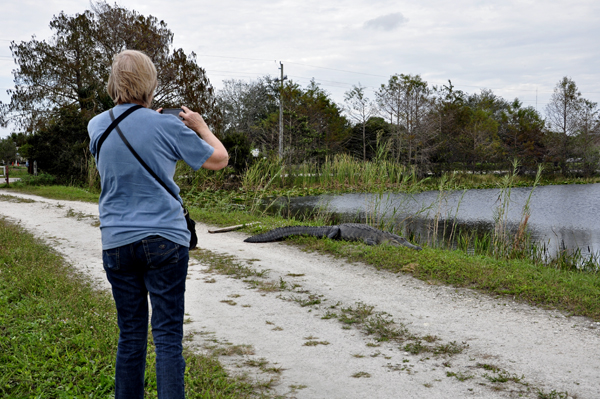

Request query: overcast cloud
[
  {"left": 364, "top": 12, "right": 408, "bottom": 31},
  {"left": 1, "top": 0, "right": 599, "bottom": 138}
]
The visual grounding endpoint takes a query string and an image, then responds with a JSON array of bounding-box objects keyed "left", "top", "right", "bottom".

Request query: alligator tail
[{"left": 244, "top": 226, "right": 334, "bottom": 243}]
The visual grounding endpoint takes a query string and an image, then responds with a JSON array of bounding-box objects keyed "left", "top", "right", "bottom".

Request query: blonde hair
[{"left": 107, "top": 50, "right": 157, "bottom": 108}]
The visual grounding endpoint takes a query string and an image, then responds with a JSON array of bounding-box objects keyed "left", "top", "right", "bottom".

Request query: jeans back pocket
[
  {"left": 143, "top": 237, "right": 180, "bottom": 270},
  {"left": 102, "top": 249, "right": 120, "bottom": 271}
]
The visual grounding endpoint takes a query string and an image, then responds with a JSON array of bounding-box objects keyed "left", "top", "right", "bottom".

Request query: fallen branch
[{"left": 208, "top": 222, "right": 260, "bottom": 234}]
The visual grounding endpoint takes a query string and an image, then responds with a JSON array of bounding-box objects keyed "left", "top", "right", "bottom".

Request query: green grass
[
  {"left": 295, "top": 236, "right": 600, "bottom": 320},
  {"left": 0, "top": 218, "right": 261, "bottom": 398},
  {"left": 1, "top": 165, "right": 30, "bottom": 178},
  {"left": 0, "top": 184, "right": 100, "bottom": 202}
]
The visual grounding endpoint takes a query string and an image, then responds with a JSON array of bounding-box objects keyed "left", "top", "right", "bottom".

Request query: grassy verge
[
  {"left": 3, "top": 184, "right": 600, "bottom": 322},
  {"left": 0, "top": 184, "right": 100, "bottom": 202},
  {"left": 0, "top": 218, "right": 261, "bottom": 398},
  {"left": 1, "top": 165, "right": 30, "bottom": 178},
  {"left": 293, "top": 237, "right": 600, "bottom": 320}
]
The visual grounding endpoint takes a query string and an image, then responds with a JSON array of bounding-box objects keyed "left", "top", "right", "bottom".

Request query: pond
[{"left": 269, "top": 183, "right": 600, "bottom": 256}]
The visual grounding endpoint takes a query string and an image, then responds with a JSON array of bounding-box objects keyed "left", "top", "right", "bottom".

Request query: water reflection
[{"left": 269, "top": 183, "right": 600, "bottom": 256}]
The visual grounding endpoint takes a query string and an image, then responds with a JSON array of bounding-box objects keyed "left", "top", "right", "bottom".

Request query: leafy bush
[
  {"left": 25, "top": 106, "right": 90, "bottom": 185},
  {"left": 221, "top": 132, "right": 254, "bottom": 173},
  {"left": 12, "top": 173, "right": 57, "bottom": 187}
]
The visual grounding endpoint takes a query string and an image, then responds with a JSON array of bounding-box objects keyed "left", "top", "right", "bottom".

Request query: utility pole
[{"left": 276, "top": 62, "right": 287, "bottom": 158}]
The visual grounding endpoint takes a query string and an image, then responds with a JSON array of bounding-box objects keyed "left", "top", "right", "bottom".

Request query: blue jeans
[{"left": 103, "top": 235, "right": 188, "bottom": 399}]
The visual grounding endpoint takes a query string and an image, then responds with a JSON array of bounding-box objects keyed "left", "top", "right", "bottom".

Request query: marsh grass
[
  {"left": 419, "top": 162, "right": 599, "bottom": 273},
  {"left": 247, "top": 154, "right": 419, "bottom": 192},
  {"left": 0, "top": 218, "right": 268, "bottom": 398},
  {"left": 177, "top": 153, "right": 422, "bottom": 194},
  {"left": 9, "top": 156, "right": 600, "bottom": 274}
]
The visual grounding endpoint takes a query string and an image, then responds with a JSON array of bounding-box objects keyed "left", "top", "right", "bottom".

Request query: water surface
[{"left": 278, "top": 183, "right": 600, "bottom": 255}]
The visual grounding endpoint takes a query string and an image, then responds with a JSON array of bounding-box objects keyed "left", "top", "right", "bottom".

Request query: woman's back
[{"left": 88, "top": 103, "right": 214, "bottom": 250}]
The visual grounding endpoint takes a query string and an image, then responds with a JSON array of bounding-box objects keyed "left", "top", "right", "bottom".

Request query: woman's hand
[
  {"left": 180, "top": 106, "right": 208, "bottom": 132},
  {"left": 180, "top": 106, "right": 229, "bottom": 170}
]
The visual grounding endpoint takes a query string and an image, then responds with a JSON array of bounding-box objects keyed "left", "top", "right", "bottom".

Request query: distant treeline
[{"left": 216, "top": 74, "right": 599, "bottom": 178}]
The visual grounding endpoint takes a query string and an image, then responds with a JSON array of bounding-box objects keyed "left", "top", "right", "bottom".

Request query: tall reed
[
  {"left": 238, "top": 154, "right": 418, "bottom": 193},
  {"left": 491, "top": 160, "right": 519, "bottom": 258},
  {"left": 86, "top": 156, "right": 101, "bottom": 191},
  {"left": 511, "top": 164, "right": 543, "bottom": 258}
]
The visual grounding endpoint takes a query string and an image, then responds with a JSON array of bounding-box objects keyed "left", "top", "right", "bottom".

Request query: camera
[{"left": 161, "top": 108, "right": 184, "bottom": 120}]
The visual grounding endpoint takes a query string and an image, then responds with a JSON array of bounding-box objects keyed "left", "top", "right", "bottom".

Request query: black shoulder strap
[
  {"left": 109, "top": 109, "right": 183, "bottom": 207},
  {"left": 96, "top": 105, "right": 143, "bottom": 162}
]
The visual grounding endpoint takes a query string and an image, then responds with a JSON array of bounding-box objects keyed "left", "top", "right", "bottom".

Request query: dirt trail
[{"left": 1, "top": 192, "right": 599, "bottom": 399}]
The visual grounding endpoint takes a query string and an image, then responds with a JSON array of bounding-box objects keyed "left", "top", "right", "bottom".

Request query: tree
[
  {"left": 572, "top": 99, "right": 600, "bottom": 176},
  {"left": 498, "top": 99, "right": 546, "bottom": 173},
  {"left": 252, "top": 79, "right": 349, "bottom": 164},
  {"left": 430, "top": 81, "right": 470, "bottom": 171},
  {"left": 546, "top": 77, "right": 583, "bottom": 137},
  {"left": 459, "top": 90, "right": 506, "bottom": 172},
  {"left": 4, "top": 10, "right": 104, "bottom": 133},
  {"left": 299, "top": 80, "right": 349, "bottom": 161},
  {"left": 343, "top": 116, "right": 392, "bottom": 162},
  {"left": 344, "top": 84, "right": 375, "bottom": 161},
  {"left": 376, "top": 74, "right": 405, "bottom": 162},
  {"left": 545, "top": 77, "right": 583, "bottom": 174},
  {"left": 1, "top": 1, "right": 220, "bottom": 183},
  {"left": 91, "top": 2, "right": 221, "bottom": 127},
  {"left": 461, "top": 107, "right": 501, "bottom": 172},
  {"left": 375, "top": 74, "right": 437, "bottom": 173},
  {"left": 24, "top": 105, "right": 90, "bottom": 183},
  {"left": 154, "top": 49, "right": 221, "bottom": 130},
  {"left": 0, "top": 138, "right": 17, "bottom": 165},
  {"left": 221, "top": 132, "right": 254, "bottom": 173},
  {"left": 217, "top": 77, "right": 277, "bottom": 136}
]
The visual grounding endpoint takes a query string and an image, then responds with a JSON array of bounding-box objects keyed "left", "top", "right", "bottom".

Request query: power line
[
  {"left": 284, "top": 61, "right": 388, "bottom": 78},
  {"left": 287, "top": 74, "right": 357, "bottom": 88},
  {"left": 206, "top": 69, "right": 265, "bottom": 77},
  {"left": 201, "top": 56, "right": 574, "bottom": 95},
  {"left": 176, "top": 51, "right": 600, "bottom": 97},
  {"left": 195, "top": 54, "right": 275, "bottom": 63}
]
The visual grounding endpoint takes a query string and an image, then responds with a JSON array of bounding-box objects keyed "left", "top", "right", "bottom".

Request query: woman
[{"left": 88, "top": 49, "right": 228, "bottom": 399}]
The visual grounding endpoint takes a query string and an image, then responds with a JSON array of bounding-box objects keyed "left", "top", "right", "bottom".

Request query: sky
[{"left": 1, "top": 0, "right": 599, "bottom": 138}]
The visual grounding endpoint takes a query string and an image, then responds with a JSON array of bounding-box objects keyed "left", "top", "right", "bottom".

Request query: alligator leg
[{"left": 326, "top": 226, "right": 340, "bottom": 239}]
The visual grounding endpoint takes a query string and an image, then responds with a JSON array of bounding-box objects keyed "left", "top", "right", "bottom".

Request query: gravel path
[{"left": 1, "top": 192, "right": 599, "bottom": 398}]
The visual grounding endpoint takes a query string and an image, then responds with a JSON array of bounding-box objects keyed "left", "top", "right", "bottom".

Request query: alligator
[{"left": 244, "top": 223, "right": 422, "bottom": 251}]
